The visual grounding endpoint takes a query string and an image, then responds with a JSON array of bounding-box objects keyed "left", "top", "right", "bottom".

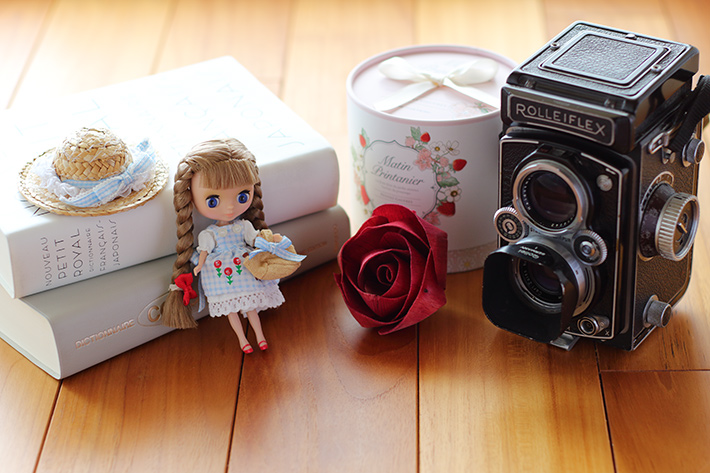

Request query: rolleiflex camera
[{"left": 482, "top": 22, "right": 710, "bottom": 350}]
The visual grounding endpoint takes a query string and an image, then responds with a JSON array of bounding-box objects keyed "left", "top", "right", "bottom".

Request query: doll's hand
[
  {"left": 258, "top": 230, "right": 283, "bottom": 243},
  {"left": 193, "top": 250, "right": 208, "bottom": 275}
]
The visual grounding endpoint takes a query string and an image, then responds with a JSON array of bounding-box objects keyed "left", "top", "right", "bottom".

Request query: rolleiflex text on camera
[{"left": 482, "top": 22, "right": 710, "bottom": 350}]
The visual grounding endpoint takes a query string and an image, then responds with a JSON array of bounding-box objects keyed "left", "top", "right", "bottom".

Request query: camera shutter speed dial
[
  {"left": 640, "top": 183, "right": 699, "bottom": 261},
  {"left": 494, "top": 206, "right": 524, "bottom": 242}
]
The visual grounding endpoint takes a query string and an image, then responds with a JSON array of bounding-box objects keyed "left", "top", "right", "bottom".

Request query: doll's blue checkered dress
[{"left": 191, "top": 220, "right": 284, "bottom": 317}]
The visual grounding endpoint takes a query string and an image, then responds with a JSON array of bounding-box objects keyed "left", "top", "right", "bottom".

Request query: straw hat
[{"left": 18, "top": 127, "right": 168, "bottom": 216}]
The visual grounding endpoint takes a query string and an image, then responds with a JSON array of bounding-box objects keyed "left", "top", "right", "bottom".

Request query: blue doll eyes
[
  {"left": 206, "top": 196, "right": 220, "bottom": 208},
  {"left": 204, "top": 190, "right": 250, "bottom": 210}
]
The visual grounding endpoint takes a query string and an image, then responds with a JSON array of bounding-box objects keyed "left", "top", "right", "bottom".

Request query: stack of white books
[{"left": 0, "top": 57, "right": 349, "bottom": 379}]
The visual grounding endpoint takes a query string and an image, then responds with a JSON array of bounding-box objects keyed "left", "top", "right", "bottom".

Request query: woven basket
[{"left": 244, "top": 229, "right": 302, "bottom": 280}]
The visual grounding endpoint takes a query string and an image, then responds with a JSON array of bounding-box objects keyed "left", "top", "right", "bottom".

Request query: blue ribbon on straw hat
[{"left": 18, "top": 127, "right": 168, "bottom": 217}]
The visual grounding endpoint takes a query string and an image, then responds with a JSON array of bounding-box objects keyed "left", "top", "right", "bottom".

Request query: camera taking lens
[{"left": 482, "top": 22, "right": 710, "bottom": 350}]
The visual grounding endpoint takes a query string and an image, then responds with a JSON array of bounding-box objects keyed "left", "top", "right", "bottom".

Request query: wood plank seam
[
  {"left": 149, "top": 0, "right": 180, "bottom": 75},
  {"left": 595, "top": 347, "right": 620, "bottom": 473},
  {"left": 33, "top": 379, "right": 63, "bottom": 473},
  {"left": 225, "top": 340, "right": 247, "bottom": 473},
  {"left": 5, "top": 0, "right": 58, "bottom": 109}
]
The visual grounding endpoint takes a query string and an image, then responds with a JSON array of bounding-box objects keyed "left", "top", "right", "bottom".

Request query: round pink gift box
[{"left": 346, "top": 45, "right": 516, "bottom": 272}]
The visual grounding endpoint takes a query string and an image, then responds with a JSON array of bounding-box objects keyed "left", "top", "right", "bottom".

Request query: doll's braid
[
  {"left": 245, "top": 181, "right": 267, "bottom": 230},
  {"left": 161, "top": 160, "right": 199, "bottom": 329},
  {"left": 224, "top": 138, "right": 268, "bottom": 230}
]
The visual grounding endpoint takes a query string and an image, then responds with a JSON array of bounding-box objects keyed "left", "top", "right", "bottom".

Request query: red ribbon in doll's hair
[{"left": 174, "top": 273, "right": 197, "bottom": 306}]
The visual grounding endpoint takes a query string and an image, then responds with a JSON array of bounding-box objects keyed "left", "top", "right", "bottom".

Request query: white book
[
  {"left": 0, "top": 56, "right": 339, "bottom": 298},
  {"left": 0, "top": 205, "right": 350, "bottom": 379}
]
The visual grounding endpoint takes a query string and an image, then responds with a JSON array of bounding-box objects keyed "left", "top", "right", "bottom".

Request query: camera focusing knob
[
  {"left": 640, "top": 183, "right": 700, "bottom": 261},
  {"left": 643, "top": 295, "right": 673, "bottom": 328},
  {"left": 573, "top": 230, "right": 608, "bottom": 266},
  {"left": 494, "top": 206, "right": 525, "bottom": 242},
  {"left": 656, "top": 192, "right": 700, "bottom": 261}
]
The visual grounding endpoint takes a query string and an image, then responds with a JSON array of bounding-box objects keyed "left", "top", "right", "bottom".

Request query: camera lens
[
  {"left": 514, "top": 159, "right": 587, "bottom": 232},
  {"left": 515, "top": 259, "right": 563, "bottom": 310},
  {"left": 524, "top": 172, "right": 577, "bottom": 227},
  {"left": 482, "top": 236, "right": 596, "bottom": 343}
]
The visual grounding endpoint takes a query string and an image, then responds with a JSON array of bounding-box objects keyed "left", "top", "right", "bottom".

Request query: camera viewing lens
[
  {"left": 513, "top": 159, "right": 587, "bottom": 232},
  {"left": 523, "top": 171, "right": 577, "bottom": 228}
]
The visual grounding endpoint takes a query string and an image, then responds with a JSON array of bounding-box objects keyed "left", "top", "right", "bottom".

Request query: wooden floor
[{"left": 1, "top": 0, "right": 710, "bottom": 471}]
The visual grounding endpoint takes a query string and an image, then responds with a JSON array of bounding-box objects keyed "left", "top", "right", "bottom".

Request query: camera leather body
[{"left": 482, "top": 22, "right": 708, "bottom": 350}]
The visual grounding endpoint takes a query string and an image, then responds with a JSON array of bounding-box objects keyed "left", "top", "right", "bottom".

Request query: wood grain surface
[{"left": 0, "top": 0, "right": 709, "bottom": 472}]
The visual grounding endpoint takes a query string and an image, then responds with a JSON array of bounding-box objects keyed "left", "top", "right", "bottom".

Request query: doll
[{"left": 162, "top": 138, "right": 287, "bottom": 353}]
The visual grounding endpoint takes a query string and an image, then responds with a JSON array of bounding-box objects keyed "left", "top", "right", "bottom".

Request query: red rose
[
  {"left": 334, "top": 204, "right": 447, "bottom": 334},
  {"left": 214, "top": 260, "right": 222, "bottom": 268},
  {"left": 224, "top": 267, "right": 233, "bottom": 276},
  {"left": 233, "top": 257, "right": 242, "bottom": 265}
]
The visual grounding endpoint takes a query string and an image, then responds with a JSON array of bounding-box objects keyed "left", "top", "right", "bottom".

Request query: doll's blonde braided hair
[{"left": 161, "top": 138, "right": 267, "bottom": 329}]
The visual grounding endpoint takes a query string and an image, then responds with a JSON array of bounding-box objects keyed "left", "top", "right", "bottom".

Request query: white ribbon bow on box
[{"left": 373, "top": 56, "right": 500, "bottom": 113}]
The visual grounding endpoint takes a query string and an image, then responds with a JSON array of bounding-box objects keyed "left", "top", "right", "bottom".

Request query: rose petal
[
  {"left": 373, "top": 204, "right": 430, "bottom": 241},
  {"left": 358, "top": 242, "right": 427, "bottom": 327},
  {"left": 337, "top": 249, "right": 408, "bottom": 320},
  {"left": 380, "top": 243, "right": 427, "bottom": 323},
  {"left": 378, "top": 254, "right": 447, "bottom": 334},
  {"left": 336, "top": 272, "right": 409, "bottom": 328},
  {"left": 357, "top": 250, "right": 412, "bottom": 319},
  {"left": 358, "top": 247, "right": 408, "bottom": 294},
  {"left": 338, "top": 230, "right": 406, "bottom": 281},
  {"left": 357, "top": 289, "right": 409, "bottom": 323},
  {"left": 360, "top": 257, "right": 401, "bottom": 295},
  {"left": 374, "top": 205, "right": 448, "bottom": 273},
  {"left": 376, "top": 263, "right": 395, "bottom": 285},
  {"left": 334, "top": 272, "right": 382, "bottom": 326}
]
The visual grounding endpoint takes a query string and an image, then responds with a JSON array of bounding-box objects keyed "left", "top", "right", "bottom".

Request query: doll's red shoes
[{"left": 241, "top": 341, "right": 267, "bottom": 353}]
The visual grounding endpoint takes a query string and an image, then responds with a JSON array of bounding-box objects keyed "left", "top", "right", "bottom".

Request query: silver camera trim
[
  {"left": 497, "top": 138, "right": 625, "bottom": 341},
  {"left": 513, "top": 159, "right": 589, "bottom": 235},
  {"left": 509, "top": 235, "right": 595, "bottom": 317}
]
